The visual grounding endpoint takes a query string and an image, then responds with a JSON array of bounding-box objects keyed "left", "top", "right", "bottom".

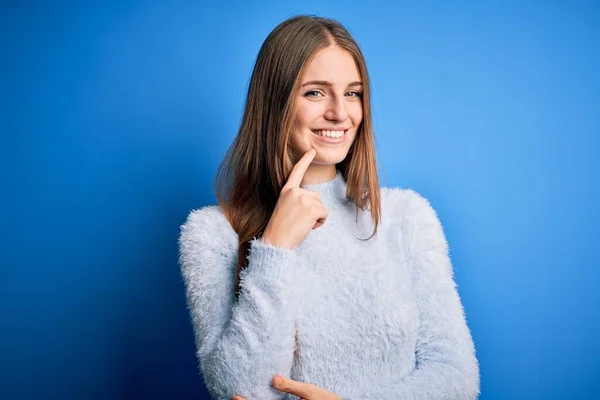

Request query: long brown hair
[{"left": 215, "top": 15, "right": 381, "bottom": 299}]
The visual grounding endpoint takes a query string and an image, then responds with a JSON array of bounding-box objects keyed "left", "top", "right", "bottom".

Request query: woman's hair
[{"left": 215, "top": 15, "right": 381, "bottom": 298}]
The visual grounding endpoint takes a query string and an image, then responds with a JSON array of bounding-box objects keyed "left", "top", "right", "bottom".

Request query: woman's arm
[
  {"left": 179, "top": 206, "right": 299, "bottom": 400},
  {"left": 342, "top": 190, "right": 480, "bottom": 400}
]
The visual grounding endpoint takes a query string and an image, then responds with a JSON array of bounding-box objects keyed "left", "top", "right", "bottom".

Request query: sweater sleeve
[
  {"left": 178, "top": 206, "right": 300, "bottom": 400},
  {"left": 343, "top": 190, "right": 480, "bottom": 400}
]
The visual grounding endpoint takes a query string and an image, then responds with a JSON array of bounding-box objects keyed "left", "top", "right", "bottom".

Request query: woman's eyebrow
[{"left": 301, "top": 80, "right": 362, "bottom": 87}]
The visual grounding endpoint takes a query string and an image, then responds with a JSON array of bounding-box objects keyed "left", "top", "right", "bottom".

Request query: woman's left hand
[{"left": 232, "top": 375, "right": 341, "bottom": 400}]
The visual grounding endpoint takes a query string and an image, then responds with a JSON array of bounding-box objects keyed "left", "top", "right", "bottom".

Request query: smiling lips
[
  {"left": 311, "top": 129, "right": 349, "bottom": 143},
  {"left": 312, "top": 129, "right": 346, "bottom": 138}
]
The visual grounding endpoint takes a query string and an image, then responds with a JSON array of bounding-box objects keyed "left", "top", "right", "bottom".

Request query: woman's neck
[{"left": 301, "top": 164, "right": 337, "bottom": 185}]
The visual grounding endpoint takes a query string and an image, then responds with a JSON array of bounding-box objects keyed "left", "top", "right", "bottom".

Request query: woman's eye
[
  {"left": 304, "top": 90, "right": 323, "bottom": 97},
  {"left": 347, "top": 90, "right": 362, "bottom": 97},
  {"left": 304, "top": 90, "right": 362, "bottom": 98}
]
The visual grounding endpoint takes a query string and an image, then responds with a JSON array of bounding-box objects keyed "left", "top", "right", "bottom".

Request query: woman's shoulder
[
  {"left": 379, "top": 185, "right": 447, "bottom": 249},
  {"left": 380, "top": 185, "right": 439, "bottom": 224},
  {"left": 179, "top": 204, "right": 238, "bottom": 257}
]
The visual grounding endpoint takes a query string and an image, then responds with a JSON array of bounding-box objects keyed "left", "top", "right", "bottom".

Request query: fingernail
[{"left": 274, "top": 375, "right": 283, "bottom": 387}]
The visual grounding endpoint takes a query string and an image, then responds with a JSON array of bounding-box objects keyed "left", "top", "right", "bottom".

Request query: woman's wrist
[{"left": 260, "top": 234, "right": 294, "bottom": 250}]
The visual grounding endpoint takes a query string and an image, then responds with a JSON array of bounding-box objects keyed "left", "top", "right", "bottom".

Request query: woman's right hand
[{"left": 260, "top": 148, "right": 329, "bottom": 250}]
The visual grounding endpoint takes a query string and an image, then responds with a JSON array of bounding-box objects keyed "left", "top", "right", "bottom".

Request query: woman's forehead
[{"left": 301, "top": 46, "right": 361, "bottom": 85}]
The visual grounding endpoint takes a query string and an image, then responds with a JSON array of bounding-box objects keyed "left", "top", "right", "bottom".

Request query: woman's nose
[{"left": 324, "top": 97, "right": 348, "bottom": 121}]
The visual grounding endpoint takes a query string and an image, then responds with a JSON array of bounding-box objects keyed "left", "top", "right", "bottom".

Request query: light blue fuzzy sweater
[{"left": 178, "top": 172, "right": 480, "bottom": 399}]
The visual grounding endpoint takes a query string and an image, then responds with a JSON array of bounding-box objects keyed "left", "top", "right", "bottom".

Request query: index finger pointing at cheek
[{"left": 283, "top": 148, "right": 316, "bottom": 190}]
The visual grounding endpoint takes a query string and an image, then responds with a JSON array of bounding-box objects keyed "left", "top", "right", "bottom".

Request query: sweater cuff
[
  {"left": 244, "top": 237, "right": 296, "bottom": 280},
  {"left": 238, "top": 237, "right": 300, "bottom": 308}
]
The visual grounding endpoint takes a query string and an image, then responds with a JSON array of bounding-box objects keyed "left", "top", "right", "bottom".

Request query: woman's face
[{"left": 290, "top": 44, "right": 363, "bottom": 167}]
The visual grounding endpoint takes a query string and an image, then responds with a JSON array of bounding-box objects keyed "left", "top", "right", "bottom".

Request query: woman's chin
[
  {"left": 312, "top": 153, "right": 348, "bottom": 165},
  {"left": 292, "top": 143, "right": 349, "bottom": 164}
]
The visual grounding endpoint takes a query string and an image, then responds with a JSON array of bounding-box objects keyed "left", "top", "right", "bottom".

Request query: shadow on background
[{"left": 112, "top": 152, "right": 214, "bottom": 399}]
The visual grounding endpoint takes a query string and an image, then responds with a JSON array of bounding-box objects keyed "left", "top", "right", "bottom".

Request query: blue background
[{"left": 1, "top": 1, "right": 598, "bottom": 399}]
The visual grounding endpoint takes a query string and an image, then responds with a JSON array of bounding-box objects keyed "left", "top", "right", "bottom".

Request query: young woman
[{"left": 179, "top": 15, "right": 480, "bottom": 400}]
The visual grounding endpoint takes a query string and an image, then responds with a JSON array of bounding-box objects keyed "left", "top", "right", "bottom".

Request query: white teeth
[{"left": 313, "top": 130, "right": 345, "bottom": 138}]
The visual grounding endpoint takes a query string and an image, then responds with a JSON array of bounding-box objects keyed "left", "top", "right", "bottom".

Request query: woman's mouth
[{"left": 311, "top": 129, "right": 348, "bottom": 144}]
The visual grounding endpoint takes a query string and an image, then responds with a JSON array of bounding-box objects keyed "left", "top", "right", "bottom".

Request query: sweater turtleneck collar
[{"left": 300, "top": 171, "right": 347, "bottom": 208}]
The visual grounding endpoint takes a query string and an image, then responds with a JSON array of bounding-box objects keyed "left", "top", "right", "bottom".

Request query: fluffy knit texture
[{"left": 178, "top": 172, "right": 480, "bottom": 400}]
